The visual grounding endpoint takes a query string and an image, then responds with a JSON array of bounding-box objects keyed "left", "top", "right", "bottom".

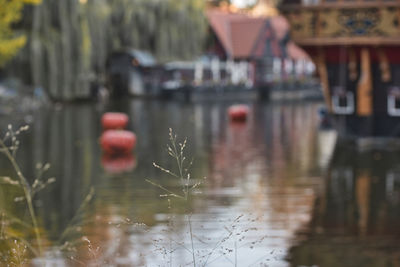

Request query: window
[
  {"left": 332, "top": 86, "right": 355, "bottom": 115},
  {"left": 387, "top": 86, "right": 400, "bottom": 116}
]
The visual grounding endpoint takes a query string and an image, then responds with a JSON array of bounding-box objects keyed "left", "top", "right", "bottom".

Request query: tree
[
  {"left": 0, "top": 0, "right": 41, "bottom": 67},
  {"left": 6, "top": 0, "right": 207, "bottom": 100},
  {"left": 103, "top": 0, "right": 207, "bottom": 62},
  {"left": 208, "top": 0, "right": 231, "bottom": 7}
]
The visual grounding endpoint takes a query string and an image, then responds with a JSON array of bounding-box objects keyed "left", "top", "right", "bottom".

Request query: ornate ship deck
[{"left": 280, "top": 0, "right": 400, "bottom": 137}]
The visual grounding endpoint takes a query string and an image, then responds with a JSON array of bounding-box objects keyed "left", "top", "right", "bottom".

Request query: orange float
[
  {"left": 100, "top": 130, "right": 136, "bottom": 155},
  {"left": 101, "top": 112, "right": 129, "bottom": 130},
  {"left": 228, "top": 104, "right": 249, "bottom": 122},
  {"left": 101, "top": 154, "right": 136, "bottom": 174}
]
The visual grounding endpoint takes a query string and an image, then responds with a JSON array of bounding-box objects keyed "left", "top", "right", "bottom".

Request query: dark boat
[{"left": 279, "top": 0, "right": 400, "bottom": 138}]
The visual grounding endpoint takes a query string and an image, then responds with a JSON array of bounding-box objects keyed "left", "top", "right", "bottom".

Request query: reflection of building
[
  {"left": 267, "top": 103, "right": 320, "bottom": 178},
  {"left": 199, "top": 102, "right": 324, "bottom": 266},
  {"left": 290, "top": 142, "right": 400, "bottom": 267}
]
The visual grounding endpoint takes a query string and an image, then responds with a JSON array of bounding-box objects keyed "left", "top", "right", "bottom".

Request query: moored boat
[{"left": 280, "top": 0, "right": 400, "bottom": 137}]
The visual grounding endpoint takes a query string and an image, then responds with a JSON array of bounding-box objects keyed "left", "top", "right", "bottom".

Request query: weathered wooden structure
[
  {"left": 106, "top": 50, "right": 161, "bottom": 97},
  {"left": 280, "top": 0, "right": 400, "bottom": 137}
]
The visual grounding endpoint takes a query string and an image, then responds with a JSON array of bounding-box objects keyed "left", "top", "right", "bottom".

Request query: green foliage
[
  {"left": 0, "top": 125, "right": 47, "bottom": 258},
  {"left": 87, "top": 0, "right": 207, "bottom": 62},
  {"left": 0, "top": 0, "right": 41, "bottom": 67},
  {"left": 4, "top": 0, "right": 207, "bottom": 100},
  {"left": 1, "top": 0, "right": 206, "bottom": 99},
  {"left": 208, "top": 0, "right": 231, "bottom": 6}
]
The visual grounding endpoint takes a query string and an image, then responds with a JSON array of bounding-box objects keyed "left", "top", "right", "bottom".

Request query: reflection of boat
[
  {"left": 289, "top": 142, "right": 400, "bottom": 266},
  {"left": 280, "top": 1, "right": 400, "bottom": 138},
  {"left": 317, "top": 129, "right": 337, "bottom": 169}
]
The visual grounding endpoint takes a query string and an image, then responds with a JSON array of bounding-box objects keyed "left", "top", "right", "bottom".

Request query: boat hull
[{"left": 321, "top": 46, "right": 400, "bottom": 137}]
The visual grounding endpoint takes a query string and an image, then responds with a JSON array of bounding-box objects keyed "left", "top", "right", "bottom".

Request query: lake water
[{"left": 0, "top": 98, "right": 399, "bottom": 266}]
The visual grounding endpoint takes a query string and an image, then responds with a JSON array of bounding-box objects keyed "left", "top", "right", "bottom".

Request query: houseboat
[
  {"left": 105, "top": 6, "right": 318, "bottom": 101},
  {"left": 280, "top": 0, "right": 400, "bottom": 137}
]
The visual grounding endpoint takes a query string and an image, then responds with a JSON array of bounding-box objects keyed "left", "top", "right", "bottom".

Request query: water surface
[{"left": 0, "top": 99, "right": 350, "bottom": 266}]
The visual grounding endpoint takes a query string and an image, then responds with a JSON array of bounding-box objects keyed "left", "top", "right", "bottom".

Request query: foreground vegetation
[{"left": 0, "top": 0, "right": 41, "bottom": 67}]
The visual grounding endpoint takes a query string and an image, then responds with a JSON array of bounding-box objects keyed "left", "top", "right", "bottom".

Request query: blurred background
[{"left": 0, "top": 0, "right": 400, "bottom": 266}]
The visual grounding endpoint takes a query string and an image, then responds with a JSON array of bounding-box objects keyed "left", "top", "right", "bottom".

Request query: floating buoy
[
  {"left": 101, "top": 154, "right": 136, "bottom": 174},
  {"left": 100, "top": 130, "right": 136, "bottom": 155},
  {"left": 228, "top": 104, "right": 249, "bottom": 122},
  {"left": 101, "top": 112, "right": 129, "bottom": 130}
]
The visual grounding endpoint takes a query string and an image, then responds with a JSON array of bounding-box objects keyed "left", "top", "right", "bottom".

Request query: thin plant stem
[
  {"left": 0, "top": 138, "right": 43, "bottom": 256},
  {"left": 168, "top": 200, "right": 173, "bottom": 267},
  {"left": 59, "top": 187, "right": 94, "bottom": 241},
  {"left": 169, "top": 231, "right": 172, "bottom": 267},
  {"left": 235, "top": 240, "right": 237, "bottom": 267},
  {"left": 7, "top": 235, "right": 39, "bottom": 256},
  {"left": 188, "top": 214, "right": 196, "bottom": 267},
  {"left": 149, "top": 130, "right": 207, "bottom": 266},
  {"left": 145, "top": 179, "right": 184, "bottom": 199},
  {"left": 172, "top": 140, "right": 184, "bottom": 195},
  {"left": 201, "top": 215, "right": 243, "bottom": 266}
]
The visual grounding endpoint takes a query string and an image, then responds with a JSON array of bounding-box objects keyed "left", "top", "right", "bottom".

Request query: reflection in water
[
  {"left": 290, "top": 142, "right": 400, "bottom": 267},
  {"left": 101, "top": 154, "right": 137, "bottom": 174},
  {"left": 0, "top": 100, "right": 327, "bottom": 266}
]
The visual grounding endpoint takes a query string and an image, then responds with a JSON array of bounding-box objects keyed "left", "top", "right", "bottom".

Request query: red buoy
[
  {"left": 100, "top": 130, "right": 136, "bottom": 155},
  {"left": 228, "top": 105, "right": 249, "bottom": 122},
  {"left": 101, "top": 112, "right": 129, "bottom": 130},
  {"left": 101, "top": 154, "right": 136, "bottom": 174}
]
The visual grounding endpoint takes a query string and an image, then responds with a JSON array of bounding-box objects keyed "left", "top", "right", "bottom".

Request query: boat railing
[
  {"left": 281, "top": 0, "right": 400, "bottom": 45},
  {"left": 162, "top": 57, "right": 316, "bottom": 89},
  {"left": 283, "top": 0, "right": 400, "bottom": 9}
]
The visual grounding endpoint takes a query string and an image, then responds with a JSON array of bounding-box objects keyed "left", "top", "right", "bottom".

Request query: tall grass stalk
[
  {"left": 0, "top": 125, "right": 43, "bottom": 256},
  {"left": 0, "top": 125, "right": 100, "bottom": 266},
  {"left": 147, "top": 129, "right": 200, "bottom": 200},
  {"left": 0, "top": 125, "right": 55, "bottom": 257},
  {"left": 146, "top": 128, "right": 203, "bottom": 267},
  {"left": 146, "top": 129, "right": 263, "bottom": 266},
  {"left": 188, "top": 214, "right": 196, "bottom": 267}
]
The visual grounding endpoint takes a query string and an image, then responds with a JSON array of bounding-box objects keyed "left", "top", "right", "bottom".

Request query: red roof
[
  {"left": 230, "top": 18, "right": 265, "bottom": 58},
  {"left": 287, "top": 41, "right": 310, "bottom": 60},
  {"left": 207, "top": 10, "right": 264, "bottom": 59},
  {"left": 206, "top": 9, "right": 309, "bottom": 60}
]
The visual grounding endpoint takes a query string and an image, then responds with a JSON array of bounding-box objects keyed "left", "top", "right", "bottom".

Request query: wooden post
[
  {"left": 273, "top": 57, "right": 281, "bottom": 81},
  {"left": 357, "top": 48, "right": 373, "bottom": 116},
  {"left": 398, "top": 8, "right": 400, "bottom": 32},
  {"left": 377, "top": 47, "right": 391, "bottom": 82},
  {"left": 240, "top": 61, "right": 249, "bottom": 85},
  {"left": 194, "top": 61, "right": 203, "bottom": 85},
  {"left": 348, "top": 47, "right": 358, "bottom": 81},
  {"left": 316, "top": 49, "right": 332, "bottom": 111},
  {"left": 211, "top": 57, "right": 221, "bottom": 83}
]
